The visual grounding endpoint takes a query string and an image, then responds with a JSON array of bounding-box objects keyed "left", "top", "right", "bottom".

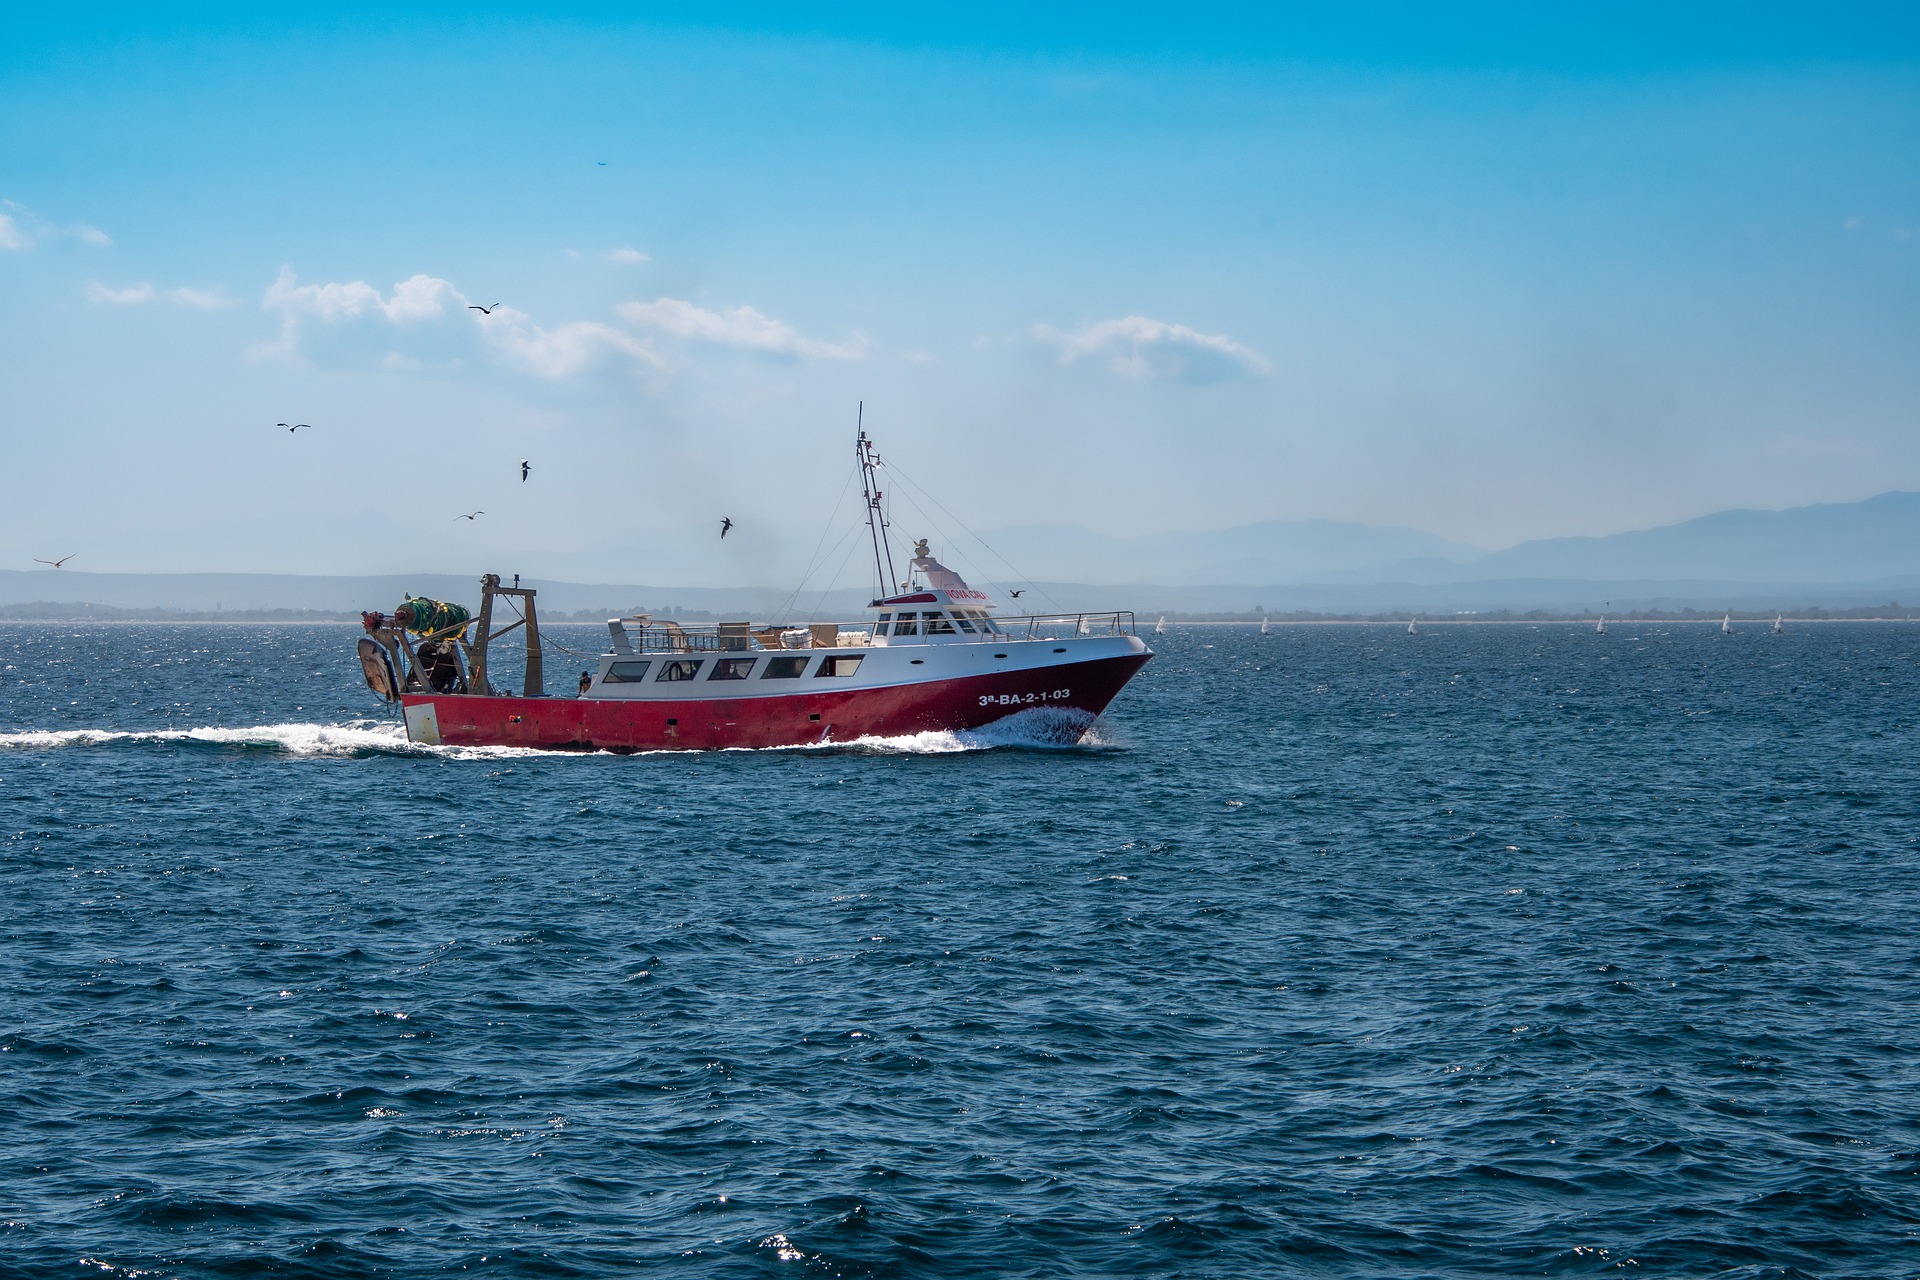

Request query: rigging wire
[
  {"left": 768, "top": 459, "right": 861, "bottom": 624},
  {"left": 498, "top": 595, "right": 597, "bottom": 665},
  {"left": 808, "top": 532, "right": 867, "bottom": 623},
  {"left": 883, "top": 461, "right": 1062, "bottom": 612},
  {"left": 884, "top": 483, "right": 979, "bottom": 582}
]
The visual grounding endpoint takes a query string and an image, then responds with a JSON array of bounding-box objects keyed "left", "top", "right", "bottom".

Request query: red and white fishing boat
[{"left": 354, "top": 432, "right": 1152, "bottom": 750}]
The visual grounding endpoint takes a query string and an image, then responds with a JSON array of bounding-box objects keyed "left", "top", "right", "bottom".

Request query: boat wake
[
  {"left": 0, "top": 720, "right": 550, "bottom": 760},
  {"left": 0, "top": 708, "right": 1120, "bottom": 760},
  {"left": 827, "top": 706, "right": 1120, "bottom": 755}
]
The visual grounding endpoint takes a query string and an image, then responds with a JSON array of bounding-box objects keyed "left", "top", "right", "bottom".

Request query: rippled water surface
[{"left": 4, "top": 621, "right": 1919, "bottom": 1278}]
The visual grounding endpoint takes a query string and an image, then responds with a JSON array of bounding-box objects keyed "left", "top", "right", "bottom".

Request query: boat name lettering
[{"left": 979, "top": 689, "right": 1071, "bottom": 706}]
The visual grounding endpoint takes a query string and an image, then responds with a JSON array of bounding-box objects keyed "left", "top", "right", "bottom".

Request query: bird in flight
[
  {"left": 467, "top": 303, "right": 500, "bottom": 315},
  {"left": 279, "top": 422, "right": 312, "bottom": 433},
  {"left": 34, "top": 554, "right": 76, "bottom": 568},
  {"left": 459, "top": 511, "right": 484, "bottom": 521},
  {"left": 719, "top": 517, "right": 734, "bottom": 539},
  {"left": 1009, "top": 589, "right": 1024, "bottom": 599},
  {"left": 520, "top": 459, "right": 530, "bottom": 482}
]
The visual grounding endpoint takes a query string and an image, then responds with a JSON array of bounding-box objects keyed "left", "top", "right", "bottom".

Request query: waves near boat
[
  {"left": 830, "top": 705, "right": 1118, "bottom": 753},
  {"left": 0, "top": 706, "right": 1116, "bottom": 759},
  {"left": 0, "top": 720, "right": 461, "bottom": 758}
]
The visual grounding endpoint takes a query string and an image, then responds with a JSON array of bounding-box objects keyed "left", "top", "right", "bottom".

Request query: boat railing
[
  {"left": 607, "top": 610, "right": 1135, "bottom": 653},
  {"left": 611, "top": 619, "right": 868, "bottom": 655},
  {"left": 996, "top": 610, "right": 1137, "bottom": 640}
]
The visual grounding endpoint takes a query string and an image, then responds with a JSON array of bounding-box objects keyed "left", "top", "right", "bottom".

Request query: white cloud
[
  {"left": 169, "top": 286, "right": 236, "bottom": 309},
  {"left": 483, "top": 315, "right": 667, "bottom": 378},
  {"left": 88, "top": 281, "right": 156, "bottom": 305},
  {"left": 257, "top": 267, "right": 849, "bottom": 380},
  {"left": 259, "top": 267, "right": 473, "bottom": 360},
  {"left": 617, "top": 297, "right": 865, "bottom": 360},
  {"left": 1033, "top": 315, "right": 1270, "bottom": 381},
  {"left": 607, "top": 247, "right": 649, "bottom": 265},
  {"left": 263, "top": 266, "right": 456, "bottom": 322},
  {"left": 0, "top": 202, "right": 111, "bottom": 250},
  {"left": 264, "top": 268, "right": 385, "bottom": 321},
  {"left": 91, "top": 282, "right": 239, "bottom": 308},
  {"left": 385, "top": 273, "right": 461, "bottom": 320}
]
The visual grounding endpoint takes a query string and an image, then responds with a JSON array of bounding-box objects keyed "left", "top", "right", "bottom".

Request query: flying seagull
[
  {"left": 1009, "top": 589, "right": 1024, "bottom": 598},
  {"left": 460, "top": 511, "right": 484, "bottom": 521},
  {"left": 467, "top": 303, "right": 500, "bottom": 315},
  {"left": 520, "top": 459, "right": 530, "bottom": 482},
  {"left": 278, "top": 422, "right": 312, "bottom": 433},
  {"left": 720, "top": 517, "right": 733, "bottom": 539},
  {"left": 34, "top": 554, "right": 76, "bottom": 568}
]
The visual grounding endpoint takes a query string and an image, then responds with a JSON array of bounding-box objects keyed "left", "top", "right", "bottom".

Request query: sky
[{"left": 3, "top": 4, "right": 1918, "bottom": 592}]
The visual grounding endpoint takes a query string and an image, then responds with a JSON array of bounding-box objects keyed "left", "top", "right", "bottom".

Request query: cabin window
[
  {"left": 709, "top": 658, "right": 756, "bottom": 681},
  {"left": 655, "top": 659, "right": 703, "bottom": 682},
  {"left": 953, "top": 614, "right": 977, "bottom": 633},
  {"left": 874, "top": 612, "right": 892, "bottom": 637},
  {"left": 815, "top": 655, "right": 865, "bottom": 677},
  {"left": 761, "top": 656, "right": 811, "bottom": 679},
  {"left": 891, "top": 611, "right": 918, "bottom": 636},
  {"left": 924, "top": 613, "right": 956, "bottom": 635},
  {"left": 603, "top": 660, "right": 651, "bottom": 683}
]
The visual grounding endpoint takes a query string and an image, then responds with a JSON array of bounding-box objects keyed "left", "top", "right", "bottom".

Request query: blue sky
[{"left": 3, "top": 5, "right": 1917, "bottom": 589}]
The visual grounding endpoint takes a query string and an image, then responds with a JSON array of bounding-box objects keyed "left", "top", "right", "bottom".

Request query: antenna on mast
[{"left": 856, "top": 402, "right": 899, "bottom": 596}]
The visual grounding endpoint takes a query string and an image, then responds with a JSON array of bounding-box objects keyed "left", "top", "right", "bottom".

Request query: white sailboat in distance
[
  {"left": 1154, "top": 614, "right": 1167, "bottom": 635},
  {"left": 1407, "top": 617, "right": 1419, "bottom": 635},
  {"left": 1722, "top": 613, "right": 1733, "bottom": 634},
  {"left": 1595, "top": 613, "right": 1606, "bottom": 634},
  {"left": 1259, "top": 612, "right": 1271, "bottom": 635},
  {"left": 1772, "top": 614, "right": 1784, "bottom": 634}
]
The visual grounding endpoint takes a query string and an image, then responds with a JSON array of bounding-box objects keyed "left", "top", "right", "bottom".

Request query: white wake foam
[
  {"left": 0, "top": 720, "right": 549, "bottom": 760},
  {"left": 833, "top": 706, "right": 1117, "bottom": 754},
  {"left": 0, "top": 707, "right": 1119, "bottom": 759}
]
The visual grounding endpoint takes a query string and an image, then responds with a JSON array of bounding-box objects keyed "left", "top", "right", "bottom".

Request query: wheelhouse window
[
  {"left": 709, "top": 658, "right": 755, "bottom": 680},
  {"left": 874, "top": 612, "right": 893, "bottom": 637},
  {"left": 603, "top": 660, "right": 651, "bottom": 683},
  {"left": 953, "top": 614, "right": 977, "bottom": 633},
  {"left": 815, "top": 655, "right": 865, "bottom": 677},
  {"left": 761, "top": 656, "right": 811, "bottom": 679},
  {"left": 923, "top": 612, "right": 956, "bottom": 635},
  {"left": 656, "top": 659, "right": 703, "bottom": 682},
  {"left": 890, "top": 611, "right": 918, "bottom": 636}
]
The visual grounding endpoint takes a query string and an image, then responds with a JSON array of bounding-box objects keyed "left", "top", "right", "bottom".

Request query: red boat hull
[{"left": 401, "top": 652, "right": 1150, "bottom": 751}]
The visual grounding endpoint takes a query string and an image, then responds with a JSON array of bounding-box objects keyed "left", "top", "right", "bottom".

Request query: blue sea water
[{"left": 2, "top": 620, "right": 1919, "bottom": 1278}]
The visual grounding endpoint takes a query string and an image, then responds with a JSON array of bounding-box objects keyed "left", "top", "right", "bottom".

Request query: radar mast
[{"left": 856, "top": 403, "right": 899, "bottom": 593}]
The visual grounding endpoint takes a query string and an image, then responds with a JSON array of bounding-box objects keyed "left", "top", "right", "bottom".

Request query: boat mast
[{"left": 856, "top": 403, "right": 899, "bottom": 594}]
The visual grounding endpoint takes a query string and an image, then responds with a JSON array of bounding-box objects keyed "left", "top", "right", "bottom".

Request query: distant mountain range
[
  {"left": 2, "top": 492, "right": 1917, "bottom": 618},
  {"left": 966, "top": 519, "right": 1483, "bottom": 587},
  {"left": 975, "top": 491, "right": 1920, "bottom": 587}
]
